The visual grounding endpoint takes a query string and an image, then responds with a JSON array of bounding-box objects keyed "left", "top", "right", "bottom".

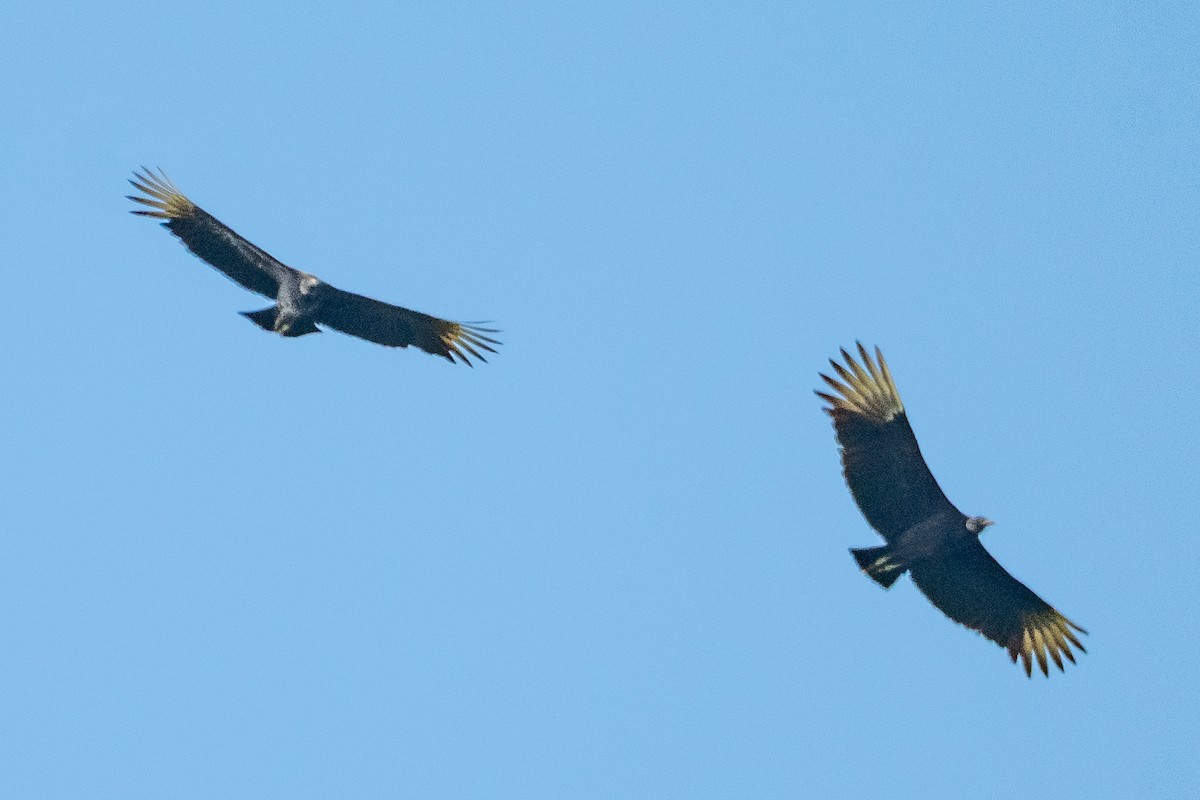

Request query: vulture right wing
[
  {"left": 128, "top": 168, "right": 294, "bottom": 299},
  {"left": 313, "top": 284, "right": 500, "bottom": 366},
  {"left": 909, "top": 539, "right": 1087, "bottom": 676},
  {"left": 817, "top": 343, "right": 959, "bottom": 541}
]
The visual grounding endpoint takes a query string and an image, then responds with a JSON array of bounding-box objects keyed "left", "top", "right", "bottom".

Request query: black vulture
[
  {"left": 127, "top": 168, "right": 499, "bottom": 365},
  {"left": 817, "top": 343, "right": 1086, "bottom": 677}
]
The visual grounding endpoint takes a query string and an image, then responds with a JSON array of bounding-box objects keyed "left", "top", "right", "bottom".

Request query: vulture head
[{"left": 966, "top": 516, "right": 994, "bottom": 535}]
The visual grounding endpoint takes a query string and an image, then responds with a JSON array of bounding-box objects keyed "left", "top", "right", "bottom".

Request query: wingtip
[
  {"left": 817, "top": 344, "right": 903, "bottom": 422},
  {"left": 1008, "top": 611, "right": 1087, "bottom": 678},
  {"left": 127, "top": 166, "right": 193, "bottom": 220}
]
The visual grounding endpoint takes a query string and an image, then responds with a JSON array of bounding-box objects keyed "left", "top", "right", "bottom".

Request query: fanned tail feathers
[{"left": 851, "top": 545, "right": 907, "bottom": 589}]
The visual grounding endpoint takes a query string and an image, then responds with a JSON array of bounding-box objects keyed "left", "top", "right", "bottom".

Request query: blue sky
[{"left": 2, "top": 2, "right": 1198, "bottom": 797}]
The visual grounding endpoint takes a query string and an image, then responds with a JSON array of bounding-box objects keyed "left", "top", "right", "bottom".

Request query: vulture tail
[
  {"left": 851, "top": 545, "right": 907, "bottom": 589},
  {"left": 240, "top": 307, "right": 320, "bottom": 337},
  {"left": 241, "top": 307, "right": 280, "bottom": 331}
]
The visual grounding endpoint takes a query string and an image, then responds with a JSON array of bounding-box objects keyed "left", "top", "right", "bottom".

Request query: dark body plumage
[
  {"left": 127, "top": 168, "right": 499, "bottom": 365},
  {"left": 817, "top": 344, "right": 1086, "bottom": 677}
]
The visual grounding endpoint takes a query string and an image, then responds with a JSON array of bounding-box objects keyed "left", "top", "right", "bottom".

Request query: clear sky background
[{"left": 2, "top": 2, "right": 1198, "bottom": 798}]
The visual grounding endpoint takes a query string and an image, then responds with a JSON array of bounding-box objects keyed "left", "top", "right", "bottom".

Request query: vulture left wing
[
  {"left": 128, "top": 168, "right": 296, "bottom": 299},
  {"left": 817, "top": 344, "right": 959, "bottom": 541},
  {"left": 909, "top": 540, "right": 1087, "bottom": 676},
  {"left": 314, "top": 284, "right": 500, "bottom": 366}
]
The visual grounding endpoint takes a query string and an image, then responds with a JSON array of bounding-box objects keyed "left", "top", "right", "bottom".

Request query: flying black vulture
[
  {"left": 817, "top": 343, "right": 1086, "bottom": 677},
  {"left": 127, "top": 168, "right": 499, "bottom": 365}
]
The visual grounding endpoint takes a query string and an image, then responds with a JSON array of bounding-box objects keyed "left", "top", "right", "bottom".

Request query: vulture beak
[{"left": 980, "top": 518, "right": 995, "bottom": 530}]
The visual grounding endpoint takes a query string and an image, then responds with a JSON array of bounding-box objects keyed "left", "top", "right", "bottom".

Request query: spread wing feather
[
  {"left": 816, "top": 343, "right": 959, "bottom": 541},
  {"left": 909, "top": 540, "right": 1087, "bottom": 676}
]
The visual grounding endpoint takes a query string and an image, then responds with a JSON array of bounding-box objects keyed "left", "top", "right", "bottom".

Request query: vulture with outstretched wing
[
  {"left": 127, "top": 168, "right": 499, "bottom": 365},
  {"left": 817, "top": 343, "right": 1086, "bottom": 677}
]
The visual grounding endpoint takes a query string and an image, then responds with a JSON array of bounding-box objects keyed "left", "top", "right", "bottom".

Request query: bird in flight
[
  {"left": 128, "top": 168, "right": 500, "bottom": 365},
  {"left": 817, "top": 343, "right": 1086, "bottom": 676}
]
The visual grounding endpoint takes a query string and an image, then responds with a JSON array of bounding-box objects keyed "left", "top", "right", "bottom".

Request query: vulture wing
[
  {"left": 128, "top": 168, "right": 296, "bottom": 299},
  {"left": 313, "top": 285, "right": 500, "bottom": 366},
  {"left": 909, "top": 540, "right": 1087, "bottom": 676},
  {"left": 816, "top": 343, "right": 959, "bottom": 541}
]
